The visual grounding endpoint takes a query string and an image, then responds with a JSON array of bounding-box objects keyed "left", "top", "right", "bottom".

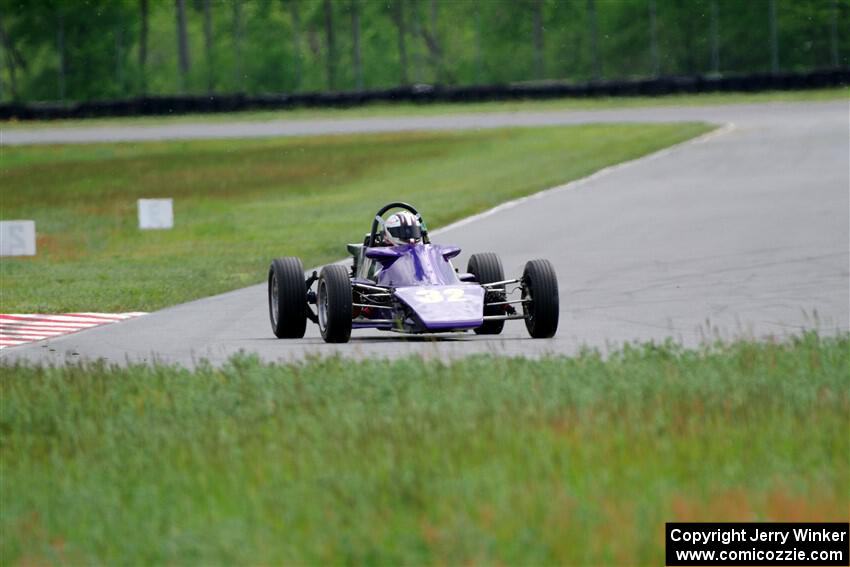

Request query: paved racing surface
[
  {"left": 2, "top": 101, "right": 847, "bottom": 366},
  {"left": 0, "top": 102, "right": 845, "bottom": 145}
]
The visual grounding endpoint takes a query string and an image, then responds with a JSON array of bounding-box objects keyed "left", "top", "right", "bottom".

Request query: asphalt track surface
[{"left": 2, "top": 101, "right": 848, "bottom": 366}]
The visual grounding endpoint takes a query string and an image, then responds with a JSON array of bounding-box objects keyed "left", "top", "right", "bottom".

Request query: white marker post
[
  {"left": 138, "top": 199, "right": 174, "bottom": 230},
  {"left": 0, "top": 220, "right": 37, "bottom": 256}
]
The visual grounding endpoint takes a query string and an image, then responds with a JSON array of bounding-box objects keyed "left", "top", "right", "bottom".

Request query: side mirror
[{"left": 441, "top": 246, "right": 461, "bottom": 260}]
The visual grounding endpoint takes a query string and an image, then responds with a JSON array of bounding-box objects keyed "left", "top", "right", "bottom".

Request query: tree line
[{"left": 0, "top": 0, "right": 846, "bottom": 103}]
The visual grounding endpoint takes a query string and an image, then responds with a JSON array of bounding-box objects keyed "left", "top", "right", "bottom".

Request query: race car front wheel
[
  {"left": 468, "top": 252, "right": 506, "bottom": 335},
  {"left": 269, "top": 257, "right": 308, "bottom": 338},
  {"left": 522, "top": 259, "right": 559, "bottom": 338},
  {"left": 317, "top": 265, "right": 353, "bottom": 343}
]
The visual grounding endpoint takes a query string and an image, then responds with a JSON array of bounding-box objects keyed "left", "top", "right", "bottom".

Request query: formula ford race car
[{"left": 268, "top": 202, "right": 559, "bottom": 343}]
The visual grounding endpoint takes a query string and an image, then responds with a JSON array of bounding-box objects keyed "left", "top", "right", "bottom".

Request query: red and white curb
[{"left": 0, "top": 312, "right": 146, "bottom": 349}]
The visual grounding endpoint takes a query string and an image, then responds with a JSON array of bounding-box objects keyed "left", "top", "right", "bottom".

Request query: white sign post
[
  {"left": 138, "top": 199, "right": 174, "bottom": 230},
  {"left": 0, "top": 220, "right": 37, "bottom": 256}
]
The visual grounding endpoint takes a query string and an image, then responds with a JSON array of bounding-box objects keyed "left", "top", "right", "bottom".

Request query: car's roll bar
[{"left": 368, "top": 201, "right": 430, "bottom": 247}]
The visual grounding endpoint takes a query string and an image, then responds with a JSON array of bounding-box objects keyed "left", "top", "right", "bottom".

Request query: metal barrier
[{"left": 1, "top": 68, "right": 847, "bottom": 121}]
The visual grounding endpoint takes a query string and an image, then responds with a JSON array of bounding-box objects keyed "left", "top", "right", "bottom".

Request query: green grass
[
  {"left": 0, "top": 122, "right": 710, "bottom": 313},
  {"left": 1, "top": 333, "right": 847, "bottom": 564},
  {"left": 1, "top": 87, "right": 846, "bottom": 130}
]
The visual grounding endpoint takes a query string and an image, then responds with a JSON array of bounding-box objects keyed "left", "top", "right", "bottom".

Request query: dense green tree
[
  {"left": 0, "top": 0, "right": 846, "bottom": 102},
  {"left": 175, "top": 0, "right": 190, "bottom": 91}
]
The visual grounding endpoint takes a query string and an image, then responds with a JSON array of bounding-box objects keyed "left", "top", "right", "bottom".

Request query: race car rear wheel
[
  {"left": 269, "top": 257, "right": 308, "bottom": 338},
  {"left": 468, "top": 252, "right": 505, "bottom": 335},
  {"left": 317, "top": 265, "right": 353, "bottom": 343},
  {"left": 522, "top": 259, "right": 559, "bottom": 339}
]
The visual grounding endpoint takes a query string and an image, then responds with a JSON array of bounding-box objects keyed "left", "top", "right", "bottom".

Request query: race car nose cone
[{"left": 394, "top": 285, "right": 485, "bottom": 330}]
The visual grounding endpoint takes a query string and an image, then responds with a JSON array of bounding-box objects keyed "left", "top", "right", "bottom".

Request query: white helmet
[{"left": 383, "top": 211, "right": 423, "bottom": 245}]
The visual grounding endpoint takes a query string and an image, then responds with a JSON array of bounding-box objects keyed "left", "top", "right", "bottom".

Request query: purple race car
[{"left": 268, "top": 202, "right": 559, "bottom": 343}]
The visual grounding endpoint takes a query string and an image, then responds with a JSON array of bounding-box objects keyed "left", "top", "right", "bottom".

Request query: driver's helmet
[{"left": 383, "top": 211, "right": 423, "bottom": 246}]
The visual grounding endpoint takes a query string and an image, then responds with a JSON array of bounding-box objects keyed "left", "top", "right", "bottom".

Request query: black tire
[
  {"left": 468, "top": 252, "right": 505, "bottom": 335},
  {"left": 522, "top": 259, "right": 559, "bottom": 339},
  {"left": 317, "top": 264, "right": 353, "bottom": 343},
  {"left": 268, "top": 257, "right": 308, "bottom": 339}
]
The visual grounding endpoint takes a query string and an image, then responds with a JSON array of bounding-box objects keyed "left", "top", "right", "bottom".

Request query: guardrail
[{"left": 1, "top": 68, "right": 847, "bottom": 121}]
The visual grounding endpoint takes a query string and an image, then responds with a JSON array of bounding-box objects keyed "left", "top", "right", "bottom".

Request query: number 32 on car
[{"left": 415, "top": 287, "right": 466, "bottom": 303}]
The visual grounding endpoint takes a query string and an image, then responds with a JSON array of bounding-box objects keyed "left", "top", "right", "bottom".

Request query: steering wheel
[{"left": 368, "top": 202, "right": 430, "bottom": 246}]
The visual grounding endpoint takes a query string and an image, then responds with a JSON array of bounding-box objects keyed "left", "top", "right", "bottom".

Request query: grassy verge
[
  {"left": 1, "top": 333, "right": 847, "bottom": 564},
  {"left": 1, "top": 87, "right": 846, "bottom": 130},
  {"left": 0, "top": 122, "right": 710, "bottom": 313}
]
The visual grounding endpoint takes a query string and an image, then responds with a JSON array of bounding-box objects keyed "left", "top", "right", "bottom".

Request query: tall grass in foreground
[{"left": 1, "top": 333, "right": 848, "bottom": 564}]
